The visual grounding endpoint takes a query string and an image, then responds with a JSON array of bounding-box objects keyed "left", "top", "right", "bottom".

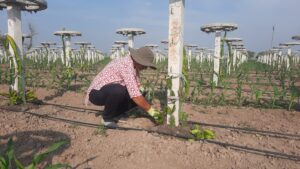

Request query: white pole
[
  {"left": 233, "top": 49, "right": 237, "bottom": 70},
  {"left": 128, "top": 34, "right": 134, "bottom": 48},
  {"left": 121, "top": 45, "right": 125, "bottom": 56},
  {"left": 287, "top": 48, "right": 292, "bottom": 69},
  {"left": 7, "top": 5, "right": 24, "bottom": 92},
  {"left": 200, "top": 51, "right": 203, "bottom": 63},
  {"left": 229, "top": 45, "right": 233, "bottom": 74},
  {"left": 213, "top": 31, "right": 221, "bottom": 86},
  {"left": 279, "top": 50, "right": 282, "bottom": 67},
  {"left": 0, "top": 49, "right": 4, "bottom": 63},
  {"left": 60, "top": 49, "right": 64, "bottom": 65},
  {"left": 167, "top": 0, "right": 185, "bottom": 126},
  {"left": 227, "top": 53, "right": 231, "bottom": 75},
  {"left": 87, "top": 48, "right": 92, "bottom": 62},
  {"left": 65, "top": 36, "right": 71, "bottom": 67},
  {"left": 187, "top": 48, "right": 192, "bottom": 70}
]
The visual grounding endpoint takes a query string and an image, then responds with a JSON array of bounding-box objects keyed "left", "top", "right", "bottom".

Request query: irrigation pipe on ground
[{"left": 1, "top": 106, "right": 299, "bottom": 161}]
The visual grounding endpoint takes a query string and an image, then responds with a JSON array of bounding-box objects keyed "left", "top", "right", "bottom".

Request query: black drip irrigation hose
[
  {"left": 41, "top": 102, "right": 99, "bottom": 113},
  {"left": 189, "top": 121, "right": 300, "bottom": 140},
  {"left": 40, "top": 102, "right": 300, "bottom": 139},
  {"left": 1, "top": 106, "right": 300, "bottom": 161}
]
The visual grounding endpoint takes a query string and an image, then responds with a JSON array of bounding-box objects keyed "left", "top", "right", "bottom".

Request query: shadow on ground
[{"left": 0, "top": 130, "right": 71, "bottom": 167}]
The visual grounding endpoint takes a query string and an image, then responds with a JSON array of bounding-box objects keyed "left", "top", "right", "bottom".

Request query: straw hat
[{"left": 129, "top": 46, "right": 157, "bottom": 69}]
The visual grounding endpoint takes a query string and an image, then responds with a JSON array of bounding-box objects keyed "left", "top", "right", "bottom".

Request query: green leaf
[
  {"left": 179, "top": 111, "right": 188, "bottom": 125},
  {"left": 169, "top": 115, "right": 176, "bottom": 127},
  {"left": 190, "top": 125, "right": 215, "bottom": 140},
  {"left": 181, "top": 48, "right": 190, "bottom": 97},
  {"left": 191, "top": 128, "right": 200, "bottom": 135},
  {"left": 27, "top": 163, "right": 35, "bottom": 169},
  {"left": 32, "top": 140, "right": 67, "bottom": 166},
  {"left": 196, "top": 132, "right": 204, "bottom": 139},
  {"left": 164, "top": 105, "right": 176, "bottom": 115},
  {"left": 203, "top": 129, "right": 215, "bottom": 139},
  {"left": 4, "top": 35, "right": 26, "bottom": 103},
  {"left": 0, "top": 156, "right": 8, "bottom": 168},
  {"left": 14, "top": 157, "right": 25, "bottom": 169},
  {"left": 6, "top": 138, "right": 14, "bottom": 169},
  {"left": 6, "top": 35, "right": 21, "bottom": 74},
  {"left": 0, "top": 138, "right": 14, "bottom": 169},
  {"left": 171, "top": 105, "right": 176, "bottom": 114},
  {"left": 153, "top": 113, "right": 164, "bottom": 125}
]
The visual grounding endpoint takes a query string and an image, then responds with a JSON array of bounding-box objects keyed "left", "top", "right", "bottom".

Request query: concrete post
[
  {"left": 287, "top": 48, "right": 292, "bottom": 69},
  {"left": 167, "top": 0, "right": 185, "bottom": 126},
  {"left": 128, "top": 34, "right": 134, "bottom": 48},
  {"left": 64, "top": 36, "right": 71, "bottom": 67},
  {"left": 7, "top": 5, "right": 24, "bottom": 92},
  {"left": 187, "top": 48, "right": 192, "bottom": 70},
  {"left": 213, "top": 31, "right": 221, "bottom": 86},
  {"left": 200, "top": 51, "right": 203, "bottom": 63},
  {"left": 121, "top": 46, "right": 125, "bottom": 56}
]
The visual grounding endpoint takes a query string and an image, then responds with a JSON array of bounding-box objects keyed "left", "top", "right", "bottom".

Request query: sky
[{"left": 0, "top": 0, "right": 300, "bottom": 53}]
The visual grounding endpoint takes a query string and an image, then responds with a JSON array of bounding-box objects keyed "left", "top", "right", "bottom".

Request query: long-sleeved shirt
[{"left": 85, "top": 55, "right": 141, "bottom": 105}]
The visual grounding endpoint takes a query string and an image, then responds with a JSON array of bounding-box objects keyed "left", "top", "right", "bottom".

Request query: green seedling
[
  {"left": 218, "top": 92, "right": 226, "bottom": 105},
  {"left": 179, "top": 111, "right": 188, "bottom": 126},
  {"left": 190, "top": 86, "right": 197, "bottom": 103},
  {"left": 190, "top": 125, "right": 215, "bottom": 140},
  {"left": 153, "top": 113, "right": 165, "bottom": 125},
  {"left": 168, "top": 115, "right": 176, "bottom": 127},
  {"left": 0, "top": 89, "right": 38, "bottom": 105},
  {"left": 250, "top": 84, "right": 256, "bottom": 102},
  {"left": 270, "top": 86, "right": 280, "bottom": 108},
  {"left": 207, "top": 79, "right": 216, "bottom": 104},
  {"left": 236, "top": 82, "right": 243, "bottom": 106},
  {"left": 95, "top": 125, "right": 108, "bottom": 137},
  {"left": 163, "top": 105, "right": 176, "bottom": 126},
  {"left": 181, "top": 48, "right": 190, "bottom": 99},
  {"left": 0, "top": 138, "right": 71, "bottom": 169},
  {"left": 289, "top": 86, "right": 300, "bottom": 111},
  {"left": 255, "top": 89, "right": 263, "bottom": 105}
]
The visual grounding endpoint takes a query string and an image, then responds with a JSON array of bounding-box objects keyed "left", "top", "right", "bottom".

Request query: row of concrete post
[
  {"left": 1, "top": 0, "right": 251, "bottom": 126},
  {"left": 257, "top": 37, "right": 300, "bottom": 69},
  {"left": 23, "top": 44, "right": 104, "bottom": 66},
  {"left": 257, "top": 48, "right": 300, "bottom": 69}
]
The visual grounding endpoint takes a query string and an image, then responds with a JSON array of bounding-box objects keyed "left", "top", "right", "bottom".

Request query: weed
[{"left": 95, "top": 125, "right": 108, "bottom": 137}]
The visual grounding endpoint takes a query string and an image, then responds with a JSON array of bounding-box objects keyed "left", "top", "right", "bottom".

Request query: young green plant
[{"left": 0, "top": 138, "right": 71, "bottom": 169}]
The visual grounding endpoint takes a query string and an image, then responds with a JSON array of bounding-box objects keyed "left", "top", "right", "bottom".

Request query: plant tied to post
[
  {"left": 0, "top": 35, "right": 37, "bottom": 105},
  {"left": 160, "top": 48, "right": 190, "bottom": 126},
  {"left": 158, "top": 48, "right": 215, "bottom": 139}
]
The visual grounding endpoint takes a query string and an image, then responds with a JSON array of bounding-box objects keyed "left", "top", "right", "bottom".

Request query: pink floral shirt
[{"left": 85, "top": 55, "right": 141, "bottom": 105}]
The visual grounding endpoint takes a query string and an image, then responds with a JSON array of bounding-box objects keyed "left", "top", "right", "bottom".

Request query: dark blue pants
[{"left": 89, "top": 84, "right": 137, "bottom": 121}]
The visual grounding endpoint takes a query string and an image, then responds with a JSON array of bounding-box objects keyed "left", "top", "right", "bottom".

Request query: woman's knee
[{"left": 89, "top": 89, "right": 104, "bottom": 105}]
